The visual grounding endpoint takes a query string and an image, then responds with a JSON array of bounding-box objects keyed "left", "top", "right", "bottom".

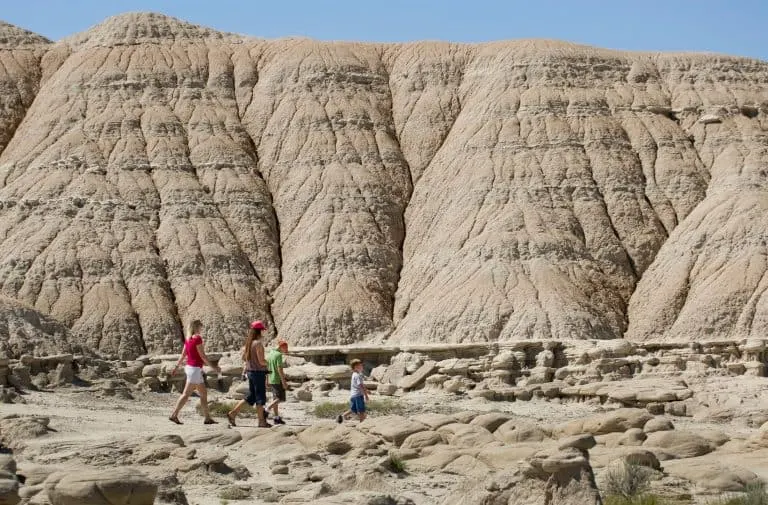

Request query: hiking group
[
  {"left": 168, "top": 319, "right": 289, "bottom": 427},
  {"left": 167, "top": 319, "right": 370, "bottom": 427}
]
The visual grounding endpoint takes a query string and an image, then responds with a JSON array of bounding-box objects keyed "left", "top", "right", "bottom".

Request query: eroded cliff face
[{"left": 0, "top": 13, "right": 766, "bottom": 357}]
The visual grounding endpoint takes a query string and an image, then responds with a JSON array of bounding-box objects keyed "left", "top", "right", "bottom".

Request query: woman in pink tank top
[{"left": 169, "top": 319, "right": 221, "bottom": 425}]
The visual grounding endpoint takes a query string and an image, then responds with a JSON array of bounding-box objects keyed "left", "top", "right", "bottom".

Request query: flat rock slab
[
  {"left": 663, "top": 458, "right": 760, "bottom": 492},
  {"left": 360, "top": 416, "right": 427, "bottom": 446},
  {"left": 184, "top": 429, "right": 242, "bottom": 447},
  {"left": 45, "top": 468, "right": 157, "bottom": 505},
  {"left": 469, "top": 412, "right": 513, "bottom": 433},
  {"left": 411, "top": 413, "right": 455, "bottom": 430},
  {"left": 397, "top": 361, "right": 437, "bottom": 391},
  {"left": 438, "top": 423, "right": 498, "bottom": 448},
  {"left": 555, "top": 408, "right": 652, "bottom": 437}
]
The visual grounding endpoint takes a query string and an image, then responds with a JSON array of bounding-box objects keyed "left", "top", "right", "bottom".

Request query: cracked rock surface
[{"left": 0, "top": 13, "right": 767, "bottom": 357}]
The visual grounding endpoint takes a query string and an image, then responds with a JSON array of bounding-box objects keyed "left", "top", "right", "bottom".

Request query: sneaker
[
  {"left": 336, "top": 415, "right": 343, "bottom": 424},
  {"left": 203, "top": 418, "right": 218, "bottom": 425},
  {"left": 273, "top": 416, "right": 286, "bottom": 425}
]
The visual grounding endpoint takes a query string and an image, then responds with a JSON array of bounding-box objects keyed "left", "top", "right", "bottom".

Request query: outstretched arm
[
  {"left": 172, "top": 347, "right": 187, "bottom": 375},
  {"left": 197, "top": 343, "right": 220, "bottom": 371}
]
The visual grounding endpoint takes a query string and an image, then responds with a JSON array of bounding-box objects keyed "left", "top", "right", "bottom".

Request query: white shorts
[{"left": 184, "top": 366, "right": 205, "bottom": 385}]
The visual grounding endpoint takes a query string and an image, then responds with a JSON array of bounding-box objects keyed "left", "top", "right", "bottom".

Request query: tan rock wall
[{"left": 0, "top": 14, "right": 766, "bottom": 357}]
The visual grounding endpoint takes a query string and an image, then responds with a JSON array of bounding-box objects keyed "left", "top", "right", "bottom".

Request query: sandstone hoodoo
[{"left": 0, "top": 13, "right": 767, "bottom": 358}]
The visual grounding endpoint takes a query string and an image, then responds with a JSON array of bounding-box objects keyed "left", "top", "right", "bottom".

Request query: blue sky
[{"left": 3, "top": 0, "right": 767, "bottom": 60}]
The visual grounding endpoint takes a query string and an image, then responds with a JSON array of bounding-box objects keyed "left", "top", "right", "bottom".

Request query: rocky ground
[{"left": 2, "top": 341, "right": 768, "bottom": 504}]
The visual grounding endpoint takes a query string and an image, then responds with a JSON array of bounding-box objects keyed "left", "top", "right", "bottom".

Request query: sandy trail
[{"left": 2, "top": 386, "right": 608, "bottom": 504}]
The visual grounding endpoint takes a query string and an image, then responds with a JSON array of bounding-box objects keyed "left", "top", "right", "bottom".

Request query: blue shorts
[
  {"left": 245, "top": 370, "right": 267, "bottom": 406},
  {"left": 350, "top": 395, "right": 365, "bottom": 414}
]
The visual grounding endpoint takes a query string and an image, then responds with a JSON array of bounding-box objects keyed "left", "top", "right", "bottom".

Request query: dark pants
[{"left": 245, "top": 370, "right": 267, "bottom": 406}]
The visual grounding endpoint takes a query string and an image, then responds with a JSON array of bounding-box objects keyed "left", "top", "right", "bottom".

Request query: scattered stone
[
  {"left": 377, "top": 384, "right": 397, "bottom": 396},
  {"left": 45, "top": 468, "right": 157, "bottom": 505},
  {"left": 644, "top": 418, "right": 674, "bottom": 433},
  {"left": 397, "top": 361, "right": 437, "bottom": 391},
  {"left": 296, "top": 388, "right": 313, "bottom": 402}
]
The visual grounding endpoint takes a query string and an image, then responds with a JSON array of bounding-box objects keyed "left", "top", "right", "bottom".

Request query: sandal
[
  {"left": 226, "top": 412, "right": 237, "bottom": 427},
  {"left": 169, "top": 416, "right": 183, "bottom": 425},
  {"left": 203, "top": 418, "right": 218, "bottom": 425}
]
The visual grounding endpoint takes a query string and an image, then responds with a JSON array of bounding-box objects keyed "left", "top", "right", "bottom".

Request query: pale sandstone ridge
[
  {"left": 0, "top": 22, "right": 50, "bottom": 157},
  {"left": 0, "top": 13, "right": 766, "bottom": 357}
]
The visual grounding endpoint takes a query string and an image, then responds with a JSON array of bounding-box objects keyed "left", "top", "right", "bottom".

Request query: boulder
[
  {"left": 377, "top": 384, "right": 397, "bottom": 396},
  {"left": 495, "top": 419, "right": 550, "bottom": 444},
  {"left": 0, "top": 456, "right": 19, "bottom": 505},
  {"left": 297, "top": 423, "right": 379, "bottom": 455},
  {"left": 643, "top": 417, "right": 674, "bottom": 433},
  {"left": 444, "top": 447, "right": 601, "bottom": 505},
  {"left": 451, "top": 411, "right": 479, "bottom": 424},
  {"left": 295, "top": 388, "right": 313, "bottom": 402},
  {"left": 612, "top": 448, "right": 661, "bottom": 471},
  {"left": 491, "top": 350, "right": 518, "bottom": 370},
  {"left": 400, "top": 431, "right": 445, "bottom": 450},
  {"left": 412, "top": 413, "right": 455, "bottom": 430},
  {"left": 643, "top": 430, "right": 718, "bottom": 459},
  {"left": 663, "top": 459, "right": 760, "bottom": 492},
  {"left": 370, "top": 365, "right": 387, "bottom": 382},
  {"left": 437, "top": 423, "right": 497, "bottom": 448},
  {"left": 141, "top": 364, "right": 162, "bottom": 378},
  {"left": 436, "top": 358, "right": 472, "bottom": 376},
  {"left": 45, "top": 468, "right": 157, "bottom": 505},
  {"left": 556, "top": 408, "right": 652, "bottom": 436},
  {"left": 469, "top": 412, "right": 513, "bottom": 433},
  {"left": 184, "top": 429, "right": 242, "bottom": 447},
  {"left": 606, "top": 428, "right": 646, "bottom": 448},
  {"left": 442, "top": 454, "right": 492, "bottom": 479},
  {"left": 0, "top": 474, "right": 19, "bottom": 505},
  {"left": 397, "top": 361, "right": 437, "bottom": 391},
  {"left": 380, "top": 362, "right": 407, "bottom": 385},
  {"left": 360, "top": 416, "right": 426, "bottom": 446},
  {"left": 425, "top": 373, "right": 449, "bottom": 388},
  {"left": 558, "top": 434, "right": 596, "bottom": 452},
  {"left": 0, "top": 416, "right": 50, "bottom": 450}
]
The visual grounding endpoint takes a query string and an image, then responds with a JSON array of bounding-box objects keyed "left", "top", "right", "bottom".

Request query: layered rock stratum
[{"left": 0, "top": 12, "right": 766, "bottom": 357}]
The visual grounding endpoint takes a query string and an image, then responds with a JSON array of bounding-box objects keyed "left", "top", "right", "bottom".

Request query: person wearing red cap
[
  {"left": 227, "top": 320, "right": 270, "bottom": 427},
  {"left": 266, "top": 339, "right": 289, "bottom": 424}
]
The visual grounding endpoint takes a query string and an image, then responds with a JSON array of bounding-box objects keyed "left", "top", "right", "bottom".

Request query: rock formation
[
  {"left": 0, "top": 295, "right": 79, "bottom": 358},
  {"left": 0, "top": 13, "right": 766, "bottom": 357}
]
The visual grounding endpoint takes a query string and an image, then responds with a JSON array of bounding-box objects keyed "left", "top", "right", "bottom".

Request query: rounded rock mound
[
  {"left": 0, "top": 296, "right": 83, "bottom": 359},
  {"left": 65, "top": 12, "right": 246, "bottom": 48},
  {"left": 0, "top": 21, "right": 50, "bottom": 48}
]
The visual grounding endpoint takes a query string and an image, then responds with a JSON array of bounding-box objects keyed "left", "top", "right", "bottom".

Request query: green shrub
[
  {"left": 604, "top": 495, "right": 666, "bottom": 505},
  {"left": 708, "top": 482, "right": 768, "bottom": 505},
  {"left": 312, "top": 398, "right": 405, "bottom": 418},
  {"left": 603, "top": 462, "right": 653, "bottom": 501},
  {"left": 367, "top": 398, "right": 406, "bottom": 416},
  {"left": 203, "top": 401, "right": 258, "bottom": 418},
  {"left": 387, "top": 454, "right": 407, "bottom": 474},
  {"left": 312, "top": 401, "right": 347, "bottom": 418}
]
